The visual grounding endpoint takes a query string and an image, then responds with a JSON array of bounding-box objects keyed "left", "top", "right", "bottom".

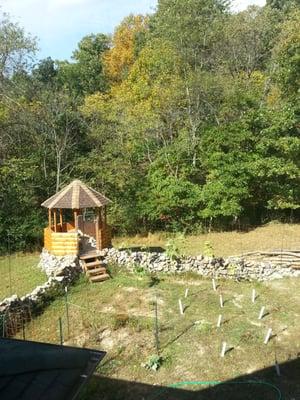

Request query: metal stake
[
  {"left": 154, "top": 295, "right": 160, "bottom": 354},
  {"left": 59, "top": 318, "right": 63, "bottom": 345},
  {"left": 65, "top": 287, "right": 70, "bottom": 338}
]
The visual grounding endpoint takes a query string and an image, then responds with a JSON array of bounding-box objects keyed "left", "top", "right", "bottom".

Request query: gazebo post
[
  {"left": 99, "top": 208, "right": 103, "bottom": 229},
  {"left": 74, "top": 209, "right": 79, "bottom": 231},
  {"left": 95, "top": 208, "right": 100, "bottom": 250},
  {"left": 59, "top": 209, "right": 63, "bottom": 228},
  {"left": 103, "top": 206, "right": 107, "bottom": 228},
  {"left": 48, "top": 209, "right": 52, "bottom": 229},
  {"left": 53, "top": 210, "right": 57, "bottom": 232}
]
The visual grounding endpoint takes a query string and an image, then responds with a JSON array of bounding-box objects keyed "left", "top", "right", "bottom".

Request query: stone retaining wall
[{"left": 102, "top": 248, "right": 300, "bottom": 281}]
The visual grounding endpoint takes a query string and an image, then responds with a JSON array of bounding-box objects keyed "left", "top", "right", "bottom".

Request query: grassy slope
[
  {"left": 113, "top": 223, "right": 300, "bottom": 257},
  {"left": 0, "top": 253, "right": 46, "bottom": 300},
  {"left": 15, "top": 267, "right": 300, "bottom": 400}
]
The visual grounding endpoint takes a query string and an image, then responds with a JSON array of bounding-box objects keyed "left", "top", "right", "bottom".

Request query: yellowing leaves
[
  {"left": 103, "top": 15, "right": 149, "bottom": 83},
  {"left": 81, "top": 92, "right": 111, "bottom": 117}
]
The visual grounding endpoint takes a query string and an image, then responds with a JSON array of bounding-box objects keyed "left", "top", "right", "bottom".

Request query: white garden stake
[
  {"left": 185, "top": 288, "right": 189, "bottom": 298},
  {"left": 221, "top": 342, "right": 227, "bottom": 357},
  {"left": 179, "top": 299, "right": 184, "bottom": 315},
  {"left": 264, "top": 328, "right": 272, "bottom": 344},
  {"left": 258, "top": 306, "right": 265, "bottom": 320},
  {"left": 252, "top": 289, "right": 256, "bottom": 303},
  {"left": 217, "top": 314, "right": 222, "bottom": 328},
  {"left": 212, "top": 279, "right": 217, "bottom": 291},
  {"left": 220, "top": 294, "right": 224, "bottom": 308}
]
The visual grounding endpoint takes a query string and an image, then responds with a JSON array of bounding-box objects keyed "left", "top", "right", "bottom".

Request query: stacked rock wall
[{"left": 102, "top": 248, "right": 300, "bottom": 281}]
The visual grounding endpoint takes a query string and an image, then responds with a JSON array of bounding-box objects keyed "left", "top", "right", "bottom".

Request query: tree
[
  {"left": 271, "top": 9, "right": 300, "bottom": 103},
  {"left": 214, "top": 6, "right": 281, "bottom": 77},
  {"left": 33, "top": 57, "right": 57, "bottom": 85},
  {"left": 104, "top": 14, "right": 149, "bottom": 83},
  {"left": 266, "top": 0, "right": 300, "bottom": 10},
  {"left": 57, "top": 33, "right": 110, "bottom": 95},
  {"left": 151, "top": 0, "right": 229, "bottom": 68},
  {"left": 0, "top": 12, "right": 36, "bottom": 80},
  {"left": 0, "top": 158, "right": 44, "bottom": 252},
  {"left": 30, "top": 90, "right": 84, "bottom": 192}
]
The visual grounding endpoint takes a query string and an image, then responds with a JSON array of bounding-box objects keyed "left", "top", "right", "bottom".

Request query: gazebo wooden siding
[{"left": 42, "top": 180, "right": 112, "bottom": 256}]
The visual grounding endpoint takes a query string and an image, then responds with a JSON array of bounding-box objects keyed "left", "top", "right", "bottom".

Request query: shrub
[{"left": 142, "top": 354, "right": 163, "bottom": 371}]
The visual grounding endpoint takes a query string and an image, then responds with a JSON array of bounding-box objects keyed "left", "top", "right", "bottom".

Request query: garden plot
[{"left": 15, "top": 266, "right": 300, "bottom": 399}]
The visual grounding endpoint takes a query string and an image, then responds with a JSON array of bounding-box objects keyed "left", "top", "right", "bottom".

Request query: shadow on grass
[
  {"left": 149, "top": 276, "right": 161, "bottom": 287},
  {"left": 79, "top": 357, "right": 300, "bottom": 400},
  {"left": 160, "top": 322, "right": 195, "bottom": 350}
]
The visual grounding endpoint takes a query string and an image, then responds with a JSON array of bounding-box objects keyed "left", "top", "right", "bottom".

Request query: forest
[{"left": 0, "top": 0, "right": 299, "bottom": 252}]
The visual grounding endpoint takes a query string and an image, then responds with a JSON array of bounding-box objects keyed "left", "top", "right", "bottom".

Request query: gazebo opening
[{"left": 41, "top": 180, "right": 112, "bottom": 256}]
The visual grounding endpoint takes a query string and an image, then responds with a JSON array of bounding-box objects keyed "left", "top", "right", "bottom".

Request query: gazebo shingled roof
[{"left": 41, "top": 179, "right": 111, "bottom": 209}]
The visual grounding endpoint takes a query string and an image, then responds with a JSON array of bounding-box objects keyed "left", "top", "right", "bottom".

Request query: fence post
[
  {"left": 1, "top": 314, "right": 5, "bottom": 338},
  {"left": 154, "top": 295, "right": 160, "bottom": 354},
  {"left": 65, "top": 287, "right": 70, "bottom": 338},
  {"left": 58, "top": 317, "right": 63, "bottom": 345},
  {"left": 22, "top": 318, "right": 25, "bottom": 340},
  {"left": 7, "top": 233, "right": 12, "bottom": 297}
]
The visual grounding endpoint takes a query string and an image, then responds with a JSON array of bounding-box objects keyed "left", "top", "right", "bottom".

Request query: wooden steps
[
  {"left": 90, "top": 274, "right": 110, "bottom": 283},
  {"left": 80, "top": 251, "right": 103, "bottom": 260},
  {"left": 87, "top": 267, "right": 107, "bottom": 276},
  {"left": 80, "top": 251, "right": 110, "bottom": 283},
  {"left": 85, "top": 260, "right": 103, "bottom": 269}
]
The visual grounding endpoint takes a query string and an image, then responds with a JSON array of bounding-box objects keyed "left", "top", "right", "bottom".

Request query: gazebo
[{"left": 41, "top": 180, "right": 112, "bottom": 257}]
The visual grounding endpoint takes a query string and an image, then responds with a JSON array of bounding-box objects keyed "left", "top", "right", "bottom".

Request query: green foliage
[
  {"left": 214, "top": 6, "right": 281, "bottom": 76},
  {"left": 271, "top": 9, "right": 300, "bottom": 103},
  {"left": 142, "top": 354, "right": 163, "bottom": 371},
  {"left": 57, "top": 33, "right": 110, "bottom": 95},
  {"left": 152, "top": 0, "right": 228, "bottom": 67},
  {"left": 32, "top": 58, "right": 57, "bottom": 85},
  {"left": 203, "top": 241, "right": 215, "bottom": 258},
  {"left": 165, "top": 234, "right": 187, "bottom": 259},
  {"left": 0, "top": 158, "right": 44, "bottom": 253},
  {"left": 133, "top": 264, "right": 147, "bottom": 276},
  {"left": 0, "top": 11, "right": 37, "bottom": 77}
]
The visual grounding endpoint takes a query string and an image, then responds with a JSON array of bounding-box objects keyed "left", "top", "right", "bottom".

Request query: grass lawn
[
  {"left": 113, "top": 223, "right": 300, "bottom": 257},
  {"left": 0, "top": 253, "right": 46, "bottom": 300},
  {"left": 15, "top": 265, "right": 300, "bottom": 400}
]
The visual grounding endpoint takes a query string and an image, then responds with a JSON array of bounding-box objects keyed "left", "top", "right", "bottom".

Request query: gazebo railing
[{"left": 44, "top": 227, "right": 78, "bottom": 256}]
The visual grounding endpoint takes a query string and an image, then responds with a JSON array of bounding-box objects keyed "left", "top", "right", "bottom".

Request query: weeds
[
  {"left": 142, "top": 354, "right": 164, "bottom": 371},
  {"left": 112, "top": 313, "right": 129, "bottom": 330}
]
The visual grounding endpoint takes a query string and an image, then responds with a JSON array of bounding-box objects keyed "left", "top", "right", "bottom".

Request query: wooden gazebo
[{"left": 41, "top": 180, "right": 111, "bottom": 256}]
